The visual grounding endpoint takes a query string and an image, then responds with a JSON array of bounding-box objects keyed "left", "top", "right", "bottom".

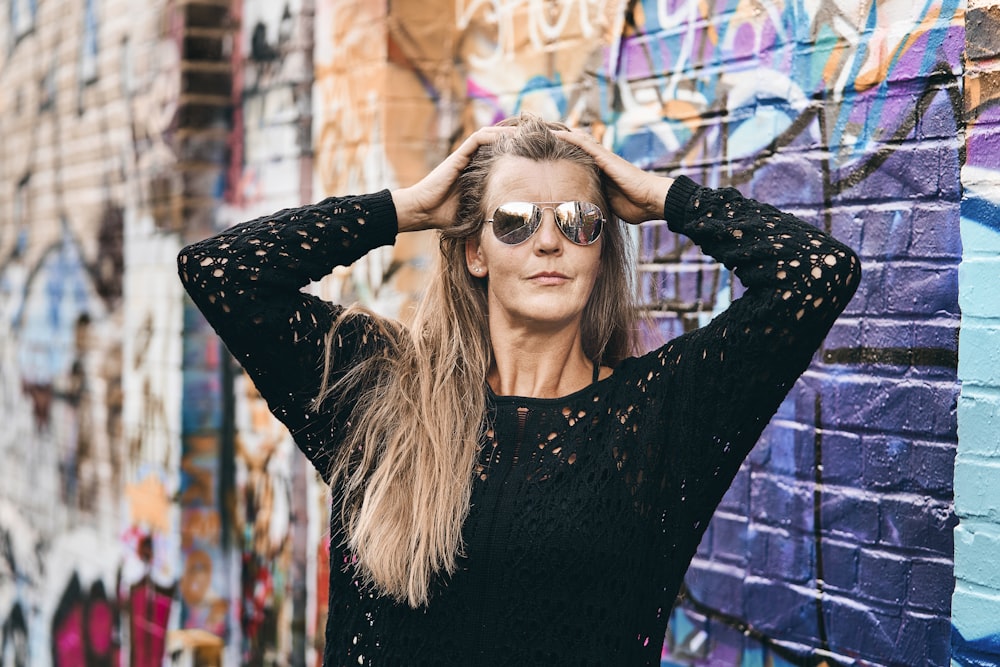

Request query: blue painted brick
[
  {"left": 959, "top": 323, "right": 1000, "bottom": 386},
  {"left": 907, "top": 558, "right": 955, "bottom": 613},
  {"left": 819, "top": 489, "right": 880, "bottom": 543},
  {"left": 883, "top": 263, "right": 959, "bottom": 318},
  {"left": 745, "top": 579, "right": 820, "bottom": 643},
  {"left": 911, "top": 203, "right": 963, "bottom": 259},
  {"left": 879, "top": 497, "right": 956, "bottom": 555},
  {"left": 909, "top": 442, "right": 956, "bottom": 497},
  {"left": 862, "top": 435, "right": 911, "bottom": 491},
  {"left": 748, "top": 155, "right": 824, "bottom": 209},
  {"left": 958, "top": 390, "right": 1000, "bottom": 458},
  {"left": 824, "top": 376, "right": 957, "bottom": 439},
  {"left": 717, "top": 464, "right": 751, "bottom": 513},
  {"left": 959, "top": 257, "right": 1000, "bottom": 318},
  {"left": 750, "top": 474, "right": 813, "bottom": 533},
  {"left": 823, "top": 594, "right": 903, "bottom": 659},
  {"left": 710, "top": 513, "right": 749, "bottom": 565},
  {"left": 954, "top": 523, "right": 1000, "bottom": 589},
  {"left": 896, "top": 612, "right": 954, "bottom": 667},
  {"left": 858, "top": 548, "right": 911, "bottom": 605},
  {"left": 857, "top": 207, "right": 915, "bottom": 261},
  {"left": 684, "top": 564, "right": 746, "bottom": 619},
  {"left": 818, "top": 539, "right": 859, "bottom": 593},
  {"left": 918, "top": 83, "right": 963, "bottom": 141},
  {"left": 822, "top": 431, "right": 864, "bottom": 485}
]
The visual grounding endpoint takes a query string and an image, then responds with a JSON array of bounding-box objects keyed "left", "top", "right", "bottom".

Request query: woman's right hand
[{"left": 392, "top": 126, "right": 512, "bottom": 232}]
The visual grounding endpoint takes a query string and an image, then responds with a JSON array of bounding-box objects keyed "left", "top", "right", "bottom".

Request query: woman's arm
[
  {"left": 657, "top": 176, "right": 860, "bottom": 486},
  {"left": 555, "top": 128, "right": 859, "bottom": 503},
  {"left": 178, "top": 128, "right": 510, "bottom": 479},
  {"left": 177, "top": 192, "right": 398, "bottom": 478}
]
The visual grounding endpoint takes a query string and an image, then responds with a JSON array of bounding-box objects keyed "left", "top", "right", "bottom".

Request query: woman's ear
[{"left": 465, "top": 236, "right": 487, "bottom": 277}]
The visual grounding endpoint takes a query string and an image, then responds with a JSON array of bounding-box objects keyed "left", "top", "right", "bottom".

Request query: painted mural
[
  {"left": 4, "top": 0, "right": 998, "bottom": 664},
  {"left": 447, "top": 0, "right": 964, "bottom": 664},
  {"left": 952, "top": 1, "right": 1000, "bottom": 663}
]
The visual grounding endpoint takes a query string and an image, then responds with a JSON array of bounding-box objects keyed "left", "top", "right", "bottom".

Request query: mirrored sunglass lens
[
  {"left": 492, "top": 203, "right": 537, "bottom": 244},
  {"left": 556, "top": 202, "right": 602, "bottom": 245}
]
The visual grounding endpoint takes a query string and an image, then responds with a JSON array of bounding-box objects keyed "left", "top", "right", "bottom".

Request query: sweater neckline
[{"left": 486, "top": 364, "right": 619, "bottom": 406}]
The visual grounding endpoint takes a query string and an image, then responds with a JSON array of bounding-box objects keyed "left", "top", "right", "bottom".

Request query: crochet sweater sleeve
[
  {"left": 176, "top": 191, "right": 398, "bottom": 481},
  {"left": 654, "top": 176, "right": 861, "bottom": 516}
]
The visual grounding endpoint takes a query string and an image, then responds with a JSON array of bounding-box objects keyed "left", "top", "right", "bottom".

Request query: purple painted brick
[
  {"left": 749, "top": 423, "right": 815, "bottom": 479},
  {"left": 829, "top": 209, "right": 864, "bottom": 255},
  {"left": 918, "top": 83, "right": 963, "bottom": 141},
  {"left": 879, "top": 497, "right": 956, "bottom": 556},
  {"left": 897, "top": 612, "right": 953, "bottom": 667},
  {"left": 684, "top": 564, "right": 746, "bottom": 619},
  {"left": 823, "top": 595, "right": 903, "bottom": 660},
  {"left": 909, "top": 442, "right": 955, "bottom": 497},
  {"left": 819, "top": 489, "right": 880, "bottom": 543},
  {"left": 858, "top": 549, "right": 911, "bottom": 604},
  {"left": 819, "top": 539, "right": 859, "bottom": 593},
  {"left": 911, "top": 203, "right": 963, "bottom": 260},
  {"left": 856, "top": 207, "right": 915, "bottom": 261},
  {"left": 863, "top": 435, "right": 911, "bottom": 491},
  {"left": 747, "top": 526, "right": 809, "bottom": 580},
  {"left": 710, "top": 513, "right": 749, "bottom": 565},
  {"left": 744, "top": 579, "right": 820, "bottom": 642},
  {"left": 749, "top": 155, "right": 824, "bottom": 209},
  {"left": 822, "top": 319, "right": 863, "bottom": 355},
  {"left": 907, "top": 558, "right": 955, "bottom": 613},
  {"left": 862, "top": 436, "right": 956, "bottom": 495},
  {"left": 835, "top": 143, "right": 957, "bottom": 203},
  {"left": 717, "top": 464, "right": 751, "bottom": 513},
  {"left": 819, "top": 432, "right": 864, "bottom": 486},
  {"left": 883, "top": 263, "right": 958, "bottom": 318},
  {"left": 750, "top": 473, "right": 813, "bottom": 533},
  {"left": 841, "top": 263, "right": 885, "bottom": 317},
  {"left": 695, "top": 522, "right": 714, "bottom": 559},
  {"left": 768, "top": 532, "right": 816, "bottom": 584},
  {"left": 823, "top": 376, "right": 957, "bottom": 439}
]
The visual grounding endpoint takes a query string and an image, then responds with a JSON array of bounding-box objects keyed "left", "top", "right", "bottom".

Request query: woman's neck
[{"left": 487, "top": 319, "right": 595, "bottom": 398}]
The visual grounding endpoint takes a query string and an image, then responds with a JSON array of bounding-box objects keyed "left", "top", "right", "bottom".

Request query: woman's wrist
[{"left": 390, "top": 187, "right": 429, "bottom": 233}]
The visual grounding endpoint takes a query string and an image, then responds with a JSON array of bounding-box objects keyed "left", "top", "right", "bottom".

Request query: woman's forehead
[{"left": 484, "top": 156, "right": 601, "bottom": 208}]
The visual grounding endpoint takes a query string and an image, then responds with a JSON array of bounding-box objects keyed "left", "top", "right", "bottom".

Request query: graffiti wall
[
  {"left": 1, "top": 0, "right": 202, "bottom": 664},
  {"left": 953, "top": 0, "right": 1000, "bottom": 663},
  {"left": 612, "top": 0, "right": 962, "bottom": 664},
  {"left": 443, "top": 0, "right": 964, "bottom": 660},
  {"left": 5, "top": 0, "right": 999, "bottom": 664}
]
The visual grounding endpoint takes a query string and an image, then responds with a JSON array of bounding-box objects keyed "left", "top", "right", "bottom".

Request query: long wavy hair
[{"left": 315, "top": 114, "right": 641, "bottom": 607}]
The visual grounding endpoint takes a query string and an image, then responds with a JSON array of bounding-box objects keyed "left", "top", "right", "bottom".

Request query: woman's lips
[{"left": 528, "top": 271, "right": 570, "bottom": 285}]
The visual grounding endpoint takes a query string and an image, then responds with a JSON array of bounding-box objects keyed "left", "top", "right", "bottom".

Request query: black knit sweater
[{"left": 178, "top": 176, "right": 860, "bottom": 666}]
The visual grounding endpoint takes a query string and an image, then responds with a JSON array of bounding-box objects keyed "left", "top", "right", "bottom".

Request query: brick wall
[
  {"left": 0, "top": 0, "right": 195, "bottom": 664},
  {"left": 3, "top": 0, "right": 995, "bottom": 664},
  {"left": 952, "top": 0, "right": 1000, "bottom": 662},
  {"left": 622, "top": 0, "right": 965, "bottom": 663}
]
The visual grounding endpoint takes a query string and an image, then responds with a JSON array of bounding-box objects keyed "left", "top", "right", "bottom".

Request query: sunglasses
[{"left": 486, "top": 201, "right": 605, "bottom": 246}]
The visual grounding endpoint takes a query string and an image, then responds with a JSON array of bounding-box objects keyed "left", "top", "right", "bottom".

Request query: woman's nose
[{"left": 533, "top": 208, "right": 563, "bottom": 252}]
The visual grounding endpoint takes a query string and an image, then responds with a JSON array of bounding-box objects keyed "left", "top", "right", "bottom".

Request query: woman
[{"left": 179, "top": 114, "right": 860, "bottom": 666}]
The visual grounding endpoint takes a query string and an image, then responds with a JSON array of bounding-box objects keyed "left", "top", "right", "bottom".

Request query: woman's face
[{"left": 465, "top": 155, "right": 604, "bottom": 333}]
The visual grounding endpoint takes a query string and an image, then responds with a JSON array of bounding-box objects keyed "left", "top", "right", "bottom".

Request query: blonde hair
[{"left": 315, "top": 114, "right": 641, "bottom": 607}]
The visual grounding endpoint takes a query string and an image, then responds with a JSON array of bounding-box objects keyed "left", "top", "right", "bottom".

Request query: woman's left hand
[{"left": 554, "top": 129, "right": 674, "bottom": 225}]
